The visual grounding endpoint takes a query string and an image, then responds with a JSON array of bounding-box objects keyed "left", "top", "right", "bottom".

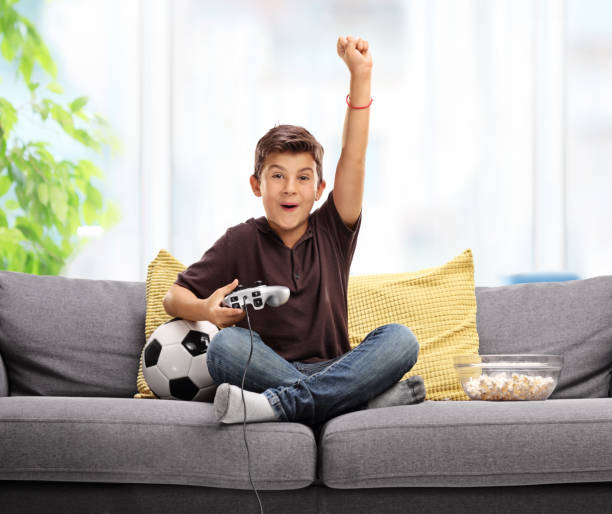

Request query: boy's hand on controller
[
  {"left": 206, "top": 279, "right": 246, "bottom": 329},
  {"left": 337, "top": 35, "right": 372, "bottom": 77}
]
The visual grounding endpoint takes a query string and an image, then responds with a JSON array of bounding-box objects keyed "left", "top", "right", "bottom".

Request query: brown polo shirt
[{"left": 174, "top": 190, "right": 361, "bottom": 363}]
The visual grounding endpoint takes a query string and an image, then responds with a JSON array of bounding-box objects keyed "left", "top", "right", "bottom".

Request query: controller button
[
  {"left": 232, "top": 303, "right": 241, "bottom": 309},
  {"left": 254, "top": 299, "right": 263, "bottom": 307},
  {"left": 230, "top": 296, "right": 238, "bottom": 302},
  {"left": 252, "top": 291, "right": 261, "bottom": 297}
]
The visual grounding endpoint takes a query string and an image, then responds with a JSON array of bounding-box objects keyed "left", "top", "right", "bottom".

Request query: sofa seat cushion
[
  {"left": 319, "top": 399, "right": 612, "bottom": 488},
  {"left": 0, "top": 396, "right": 316, "bottom": 490}
]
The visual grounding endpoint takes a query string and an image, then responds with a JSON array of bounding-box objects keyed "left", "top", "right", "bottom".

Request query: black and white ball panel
[{"left": 142, "top": 318, "right": 219, "bottom": 402}]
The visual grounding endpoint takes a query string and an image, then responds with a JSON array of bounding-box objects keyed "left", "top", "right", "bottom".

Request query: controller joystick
[{"left": 223, "top": 283, "right": 290, "bottom": 310}]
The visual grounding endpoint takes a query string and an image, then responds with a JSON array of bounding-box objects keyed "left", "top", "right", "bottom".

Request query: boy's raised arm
[{"left": 334, "top": 35, "right": 373, "bottom": 229}]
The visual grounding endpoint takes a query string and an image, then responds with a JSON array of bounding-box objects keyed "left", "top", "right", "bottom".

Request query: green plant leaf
[
  {"left": 18, "top": 38, "right": 34, "bottom": 83},
  {"left": 74, "top": 110, "right": 89, "bottom": 121},
  {"left": 0, "top": 174, "right": 11, "bottom": 196},
  {"left": 73, "top": 128, "right": 97, "bottom": 149},
  {"left": 49, "top": 185, "right": 68, "bottom": 223},
  {"left": 0, "top": 97, "right": 18, "bottom": 136},
  {"left": 35, "top": 41, "right": 57, "bottom": 78},
  {"left": 36, "top": 182, "right": 48, "bottom": 205},
  {"left": 46, "top": 81, "right": 64, "bottom": 94},
  {"left": 40, "top": 234, "right": 63, "bottom": 260},
  {"left": 94, "top": 113, "right": 110, "bottom": 126},
  {"left": 83, "top": 199, "right": 96, "bottom": 225},
  {"left": 0, "top": 227, "right": 25, "bottom": 246},
  {"left": 1, "top": 18, "right": 22, "bottom": 62},
  {"left": 8, "top": 154, "right": 26, "bottom": 187},
  {"left": 77, "top": 159, "right": 103, "bottom": 179},
  {"left": 4, "top": 199, "right": 18, "bottom": 210},
  {"left": 0, "top": 29, "right": 17, "bottom": 61},
  {"left": 86, "top": 182, "right": 103, "bottom": 209},
  {"left": 15, "top": 216, "right": 42, "bottom": 242},
  {"left": 50, "top": 102, "right": 75, "bottom": 133},
  {"left": 69, "top": 96, "right": 88, "bottom": 112},
  {"left": 100, "top": 200, "right": 121, "bottom": 228}
]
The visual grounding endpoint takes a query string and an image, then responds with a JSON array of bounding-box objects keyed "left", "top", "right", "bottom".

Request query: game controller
[{"left": 223, "top": 282, "right": 290, "bottom": 310}]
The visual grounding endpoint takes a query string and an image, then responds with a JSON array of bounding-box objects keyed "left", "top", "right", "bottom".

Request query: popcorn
[{"left": 463, "top": 372, "right": 555, "bottom": 400}]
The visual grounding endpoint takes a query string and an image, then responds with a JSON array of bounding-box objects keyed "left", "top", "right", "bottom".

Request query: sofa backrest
[
  {"left": 0, "top": 271, "right": 145, "bottom": 397},
  {"left": 0, "top": 352, "right": 8, "bottom": 396},
  {"left": 475, "top": 275, "right": 612, "bottom": 398},
  {"left": 1, "top": 270, "right": 611, "bottom": 400}
]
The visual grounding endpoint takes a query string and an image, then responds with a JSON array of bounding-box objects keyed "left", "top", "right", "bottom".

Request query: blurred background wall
[{"left": 1, "top": 0, "right": 610, "bottom": 286}]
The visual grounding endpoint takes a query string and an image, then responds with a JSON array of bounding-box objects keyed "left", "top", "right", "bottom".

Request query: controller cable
[{"left": 240, "top": 295, "right": 264, "bottom": 514}]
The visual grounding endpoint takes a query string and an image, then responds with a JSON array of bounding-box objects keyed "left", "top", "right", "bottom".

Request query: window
[{"left": 9, "top": 0, "right": 607, "bottom": 286}]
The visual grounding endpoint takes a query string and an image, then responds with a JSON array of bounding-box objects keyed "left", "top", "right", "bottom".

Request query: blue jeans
[{"left": 206, "top": 323, "right": 419, "bottom": 426}]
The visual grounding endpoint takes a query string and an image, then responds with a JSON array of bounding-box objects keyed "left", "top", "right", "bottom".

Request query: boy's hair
[{"left": 253, "top": 125, "right": 324, "bottom": 185}]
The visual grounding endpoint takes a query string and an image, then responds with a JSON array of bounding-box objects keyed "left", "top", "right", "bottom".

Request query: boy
[{"left": 163, "top": 36, "right": 425, "bottom": 427}]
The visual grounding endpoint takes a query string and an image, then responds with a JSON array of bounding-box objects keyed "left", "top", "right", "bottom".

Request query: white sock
[
  {"left": 366, "top": 375, "right": 426, "bottom": 409},
  {"left": 213, "top": 383, "right": 279, "bottom": 424}
]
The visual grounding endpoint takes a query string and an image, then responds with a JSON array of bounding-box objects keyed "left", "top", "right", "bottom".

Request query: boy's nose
[{"left": 283, "top": 177, "right": 297, "bottom": 193}]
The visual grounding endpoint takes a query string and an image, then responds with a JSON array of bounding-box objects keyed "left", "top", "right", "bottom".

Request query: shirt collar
[
  {"left": 254, "top": 216, "right": 274, "bottom": 234},
  {"left": 253, "top": 216, "right": 314, "bottom": 247}
]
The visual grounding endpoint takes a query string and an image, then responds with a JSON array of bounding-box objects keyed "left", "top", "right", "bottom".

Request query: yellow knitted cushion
[
  {"left": 134, "top": 249, "right": 187, "bottom": 399},
  {"left": 347, "top": 249, "right": 479, "bottom": 401}
]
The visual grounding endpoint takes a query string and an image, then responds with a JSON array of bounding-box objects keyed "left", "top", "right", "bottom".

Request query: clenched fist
[{"left": 337, "top": 35, "right": 373, "bottom": 78}]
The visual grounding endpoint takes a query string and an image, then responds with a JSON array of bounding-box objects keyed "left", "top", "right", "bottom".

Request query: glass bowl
[{"left": 453, "top": 354, "right": 563, "bottom": 401}]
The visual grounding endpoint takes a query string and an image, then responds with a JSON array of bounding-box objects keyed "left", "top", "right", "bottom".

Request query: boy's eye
[
  {"left": 272, "top": 173, "right": 283, "bottom": 179},
  {"left": 299, "top": 176, "right": 310, "bottom": 181}
]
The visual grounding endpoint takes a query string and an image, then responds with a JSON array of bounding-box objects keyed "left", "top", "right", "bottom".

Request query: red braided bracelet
[{"left": 346, "top": 93, "right": 373, "bottom": 109}]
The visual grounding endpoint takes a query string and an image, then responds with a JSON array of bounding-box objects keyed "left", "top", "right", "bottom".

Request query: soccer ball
[{"left": 142, "top": 318, "right": 219, "bottom": 402}]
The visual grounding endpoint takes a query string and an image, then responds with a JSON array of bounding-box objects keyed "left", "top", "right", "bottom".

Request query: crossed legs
[{"left": 206, "top": 324, "right": 422, "bottom": 426}]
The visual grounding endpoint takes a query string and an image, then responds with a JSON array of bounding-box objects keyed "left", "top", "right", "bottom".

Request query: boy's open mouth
[{"left": 281, "top": 204, "right": 298, "bottom": 211}]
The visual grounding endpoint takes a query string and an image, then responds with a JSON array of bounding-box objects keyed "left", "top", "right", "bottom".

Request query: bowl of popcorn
[{"left": 453, "top": 354, "right": 563, "bottom": 401}]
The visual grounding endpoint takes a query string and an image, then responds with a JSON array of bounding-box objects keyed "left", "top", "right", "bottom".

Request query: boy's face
[{"left": 250, "top": 151, "right": 326, "bottom": 247}]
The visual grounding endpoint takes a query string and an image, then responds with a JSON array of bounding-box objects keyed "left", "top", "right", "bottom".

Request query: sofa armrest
[{"left": 0, "top": 352, "right": 8, "bottom": 396}]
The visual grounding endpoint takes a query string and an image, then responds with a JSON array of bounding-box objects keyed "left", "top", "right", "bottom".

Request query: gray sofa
[{"left": 1, "top": 269, "right": 612, "bottom": 514}]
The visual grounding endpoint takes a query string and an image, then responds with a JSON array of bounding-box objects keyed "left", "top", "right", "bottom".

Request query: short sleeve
[
  {"left": 174, "top": 232, "right": 231, "bottom": 300},
  {"left": 313, "top": 190, "right": 362, "bottom": 266}
]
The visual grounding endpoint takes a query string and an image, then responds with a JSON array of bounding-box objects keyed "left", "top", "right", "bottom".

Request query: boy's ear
[
  {"left": 250, "top": 175, "right": 262, "bottom": 197},
  {"left": 315, "top": 179, "right": 327, "bottom": 201}
]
